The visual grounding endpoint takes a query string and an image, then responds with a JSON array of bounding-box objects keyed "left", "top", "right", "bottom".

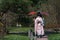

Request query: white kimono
[{"left": 34, "top": 16, "right": 44, "bottom": 36}]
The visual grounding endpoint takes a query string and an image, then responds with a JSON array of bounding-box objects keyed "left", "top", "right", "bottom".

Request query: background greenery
[{"left": 0, "top": 0, "right": 60, "bottom": 40}]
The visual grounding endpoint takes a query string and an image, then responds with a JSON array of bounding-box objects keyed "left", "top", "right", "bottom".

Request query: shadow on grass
[{"left": 45, "top": 31, "right": 60, "bottom": 35}]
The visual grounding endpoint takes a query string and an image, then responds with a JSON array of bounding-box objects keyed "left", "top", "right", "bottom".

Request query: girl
[{"left": 34, "top": 12, "right": 44, "bottom": 38}]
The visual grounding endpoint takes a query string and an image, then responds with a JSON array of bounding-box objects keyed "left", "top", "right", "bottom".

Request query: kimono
[{"left": 34, "top": 16, "right": 44, "bottom": 36}]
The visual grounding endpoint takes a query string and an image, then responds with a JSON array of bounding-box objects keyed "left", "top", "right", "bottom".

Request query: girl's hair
[{"left": 37, "top": 12, "right": 42, "bottom": 17}]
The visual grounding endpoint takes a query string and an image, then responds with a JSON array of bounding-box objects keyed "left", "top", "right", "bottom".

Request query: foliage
[
  {"left": 0, "top": 0, "right": 47, "bottom": 27},
  {"left": 0, "top": 0, "right": 48, "bottom": 13}
]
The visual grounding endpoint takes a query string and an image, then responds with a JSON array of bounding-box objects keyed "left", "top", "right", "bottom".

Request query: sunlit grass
[
  {"left": 7, "top": 27, "right": 34, "bottom": 32},
  {"left": 4, "top": 34, "right": 29, "bottom": 40}
]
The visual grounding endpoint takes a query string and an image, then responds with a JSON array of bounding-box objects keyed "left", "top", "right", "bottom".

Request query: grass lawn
[
  {"left": 3, "top": 34, "right": 60, "bottom": 40},
  {"left": 4, "top": 34, "right": 29, "bottom": 40},
  {"left": 2, "top": 27, "right": 33, "bottom": 40},
  {"left": 7, "top": 27, "right": 34, "bottom": 32},
  {"left": 48, "top": 34, "right": 60, "bottom": 40},
  {"left": 7, "top": 27, "right": 60, "bottom": 40}
]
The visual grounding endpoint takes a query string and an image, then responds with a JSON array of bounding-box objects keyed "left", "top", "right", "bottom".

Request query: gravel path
[{"left": 37, "top": 35, "right": 48, "bottom": 40}]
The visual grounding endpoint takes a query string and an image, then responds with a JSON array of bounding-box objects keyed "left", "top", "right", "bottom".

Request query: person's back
[
  {"left": 35, "top": 16, "right": 44, "bottom": 26},
  {"left": 34, "top": 12, "right": 44, "bottom": 38}
]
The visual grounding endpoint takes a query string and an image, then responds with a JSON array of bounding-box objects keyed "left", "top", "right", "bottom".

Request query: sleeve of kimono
[
  {"left": 41, "top": 18, "right": 44, "bottom": 26},
  {"left": 34, "top": 19, "right": 37, "bottom": 35},
  {"left": 43, "top": 18, "right": 44, "bottom": 26}
]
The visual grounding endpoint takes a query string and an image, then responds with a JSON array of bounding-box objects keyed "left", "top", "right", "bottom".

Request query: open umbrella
[
  {"left": 28, "top": 11, "right": 49, "bottom": 16},
  {"left": 41, "top": 12, "right": 49, "bottom": 16},
  {"left": 28, "top": 11, "right": 36, "bottom": 15}
]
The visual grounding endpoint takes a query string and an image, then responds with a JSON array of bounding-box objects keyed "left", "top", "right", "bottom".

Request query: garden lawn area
[
  {"left": 4, "top": 34, "right": 29, "bottom": 40},
  {"left": 2, "top": 27, "right": 33, "bottom": 40},
  {"left": 8, "top": 27, "right": 33, "bottom": 32},
  {"left": 48, "top": 34, "right": 60, "bottom": 40}
]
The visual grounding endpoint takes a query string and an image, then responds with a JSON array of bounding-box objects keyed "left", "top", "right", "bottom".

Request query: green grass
[
  {"left": 48, "top": 34, "right": 60, "bottom": 40},
  {"left": 7, "top": 27, "right": 33, "bottom": 32},
  {"left": 4, "top": 34, "right": 29, "bottom": 40},
  {"left": 1, "top": 27, "right": 33, "bottom": 40},
  {"left": 3, "top": 34, "right": 60, "bottom": 40},
  {"left": 7, "top": 27, "right": 60, "bottom": 40}
]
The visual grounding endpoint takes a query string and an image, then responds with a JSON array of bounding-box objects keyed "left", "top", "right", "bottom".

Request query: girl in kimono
[{"left": 34, "top": 12, "right": 44, "bottom": 38}]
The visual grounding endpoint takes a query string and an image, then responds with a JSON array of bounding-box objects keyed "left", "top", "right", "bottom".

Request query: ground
[
  {"left": 1, "top": 27, "right": 60, "bottom": 40},
  {"left": 37, "top": 38, "right": 48, "bottom": 40},
  {"left": 4, "top": 34, "right": 29, "bottom": 40},
  {"left": 48, "top": 34, "right": 60, "bottom": 40}
]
